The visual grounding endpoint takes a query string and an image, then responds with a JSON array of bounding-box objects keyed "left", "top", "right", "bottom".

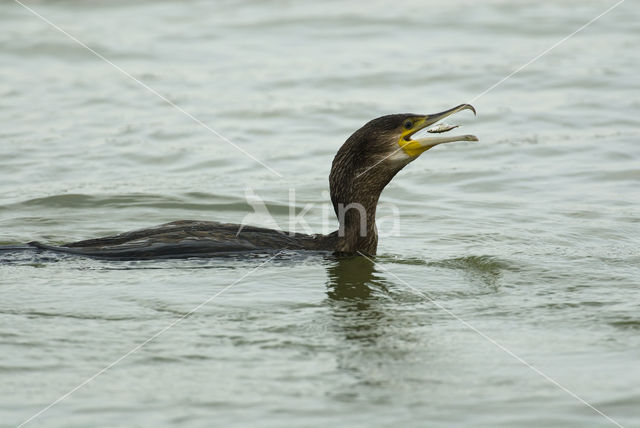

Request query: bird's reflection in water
[
  {"left": 326, "top": 255, "right": 387, "bottom": 300},
  {"left": 324, "top": 256, "right": 422, "bottom": 396},
  {"left": 325, "top": 255, "right": 390, "bottom": 344}
]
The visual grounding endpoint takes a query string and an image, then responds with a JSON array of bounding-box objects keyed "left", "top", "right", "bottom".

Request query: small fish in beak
[{"left": 427, "top": 123, "right": 460, "bottom": 134}]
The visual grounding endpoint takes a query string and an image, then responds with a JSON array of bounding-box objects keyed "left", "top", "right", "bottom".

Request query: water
[{"left": 1, "top": 0, "right": 639, "bottom": 426}]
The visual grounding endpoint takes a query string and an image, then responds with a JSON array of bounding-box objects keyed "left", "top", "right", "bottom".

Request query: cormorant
[{"left": 28, "top": 104, "right": 477, "bottom": 259}]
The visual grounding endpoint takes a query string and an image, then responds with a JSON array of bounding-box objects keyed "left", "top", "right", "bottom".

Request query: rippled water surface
[{"left": 1, "top": 1, "right": 639, "bottom": 427}]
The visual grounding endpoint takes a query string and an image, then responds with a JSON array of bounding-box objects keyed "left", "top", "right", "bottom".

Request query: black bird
[{"left": 29, "top": 104, "right": 477, "bottom": 259}]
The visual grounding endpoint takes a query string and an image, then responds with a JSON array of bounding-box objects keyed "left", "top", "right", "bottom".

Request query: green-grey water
[{"left": 1, "top": 1, "right": 639, "bottom": 427}]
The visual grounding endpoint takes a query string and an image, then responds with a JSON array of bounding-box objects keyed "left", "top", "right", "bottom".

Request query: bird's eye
[{"left": 404, "top": 120, "right": 413, "bottom": 130}]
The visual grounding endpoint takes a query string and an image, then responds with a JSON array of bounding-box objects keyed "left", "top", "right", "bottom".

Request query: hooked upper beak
[{"left": 401, "top": 104, "right": 478, "bottom": 156}]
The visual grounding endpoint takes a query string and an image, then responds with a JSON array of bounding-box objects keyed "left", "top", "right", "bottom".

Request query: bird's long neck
[
  {"left": 329, "top": 153, "right": 385, "bottom": 256},
  {"left": 330, "top": 184, "right": 380, "bottom": 255}
]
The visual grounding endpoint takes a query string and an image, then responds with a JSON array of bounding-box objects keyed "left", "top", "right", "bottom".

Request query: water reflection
[
  {"left": 324, "top": 256, "right": 421, "bottom": 396},
  {"left": 324, "top": 255, "right": 391, "bottom": 346},
  {"left": 325, "top": 255, "right": 386, "bottom": 300}
]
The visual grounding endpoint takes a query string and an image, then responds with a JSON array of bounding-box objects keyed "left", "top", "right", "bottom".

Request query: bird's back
[{"left": 29, "top": 220, "right": 337, "bottom": 260}]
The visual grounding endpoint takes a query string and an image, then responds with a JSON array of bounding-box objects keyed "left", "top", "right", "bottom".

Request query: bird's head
[
  {"left": 353, "top": 103, "right": 478, "bottom": 165},
  {"left": 328, "top": 103, "right": 478, "bottom": 255},
  {"left": 330, "top": 104, "right": 478, "bottom": 194}
]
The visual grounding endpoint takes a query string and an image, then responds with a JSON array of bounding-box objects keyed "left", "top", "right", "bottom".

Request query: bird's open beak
[{"left": 399, "top": 104, "right": 478, "bottom": 157}]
